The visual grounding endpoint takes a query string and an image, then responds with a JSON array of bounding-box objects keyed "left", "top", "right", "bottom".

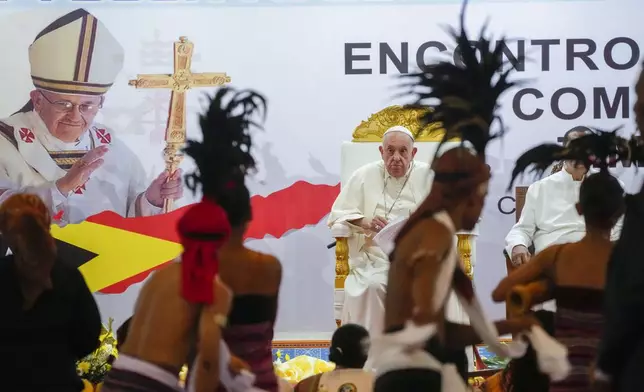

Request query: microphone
[{"left": 327, "top": 241, "right": 336, "bottom": 249}]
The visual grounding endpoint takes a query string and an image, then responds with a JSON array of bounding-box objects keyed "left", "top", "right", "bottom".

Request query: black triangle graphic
[
  {"left": 0, "top": 237, "right": 97, "bottom": 270},
  {"left": 55, "top": 238, "right": 98, "bottom": 270}
]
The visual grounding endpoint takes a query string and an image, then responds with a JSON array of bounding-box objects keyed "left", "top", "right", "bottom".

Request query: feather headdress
[
  {"left": 507, "top": 127, "right": 630, "bottom": 191},
  {"left": 184, "top": 86, "right": 267, "bottom": 196},
  {"left": 179, "top": 86, "right": 266, "bottom": 304},
  {"left": 627, "top": 133, "right": 644, "bottom": 164},
  {"left": 399, "top": 0, "right": 521, "bottom": 157}
]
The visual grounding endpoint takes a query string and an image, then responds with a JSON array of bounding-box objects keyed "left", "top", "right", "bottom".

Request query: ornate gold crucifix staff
[{"left": 129, "top": 36, "right": 231, "bottom": 212}]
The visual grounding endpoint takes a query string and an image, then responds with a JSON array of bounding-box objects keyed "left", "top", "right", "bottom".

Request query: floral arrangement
[
  {"left": 76, "top": 318, "right": 118, "bottom": 385},
  {"left": 273, "top": 350, "right": 335, "bottom": 384}
]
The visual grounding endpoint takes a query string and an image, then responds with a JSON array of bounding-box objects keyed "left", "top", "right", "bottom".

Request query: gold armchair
[{"left": 333, "top": 105, "right": 478, "bottom": 326}]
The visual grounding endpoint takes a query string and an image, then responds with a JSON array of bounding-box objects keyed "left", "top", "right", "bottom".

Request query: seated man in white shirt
[{"left": 505, "top": 126, "right": 623, "bottom": 269}]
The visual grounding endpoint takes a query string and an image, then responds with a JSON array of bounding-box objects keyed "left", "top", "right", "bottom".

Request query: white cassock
[
  {"left": 0, "top": 9, "right": 161, "bottom": 225},
  {"left": 0, "top": 111, "right": 160, "bottom": 225},
  {"left": 505, "top": 169, "right": 623, "bottom": 310},
  {"left": 328, "top": 160, "right": 468, "bottom": 335}
]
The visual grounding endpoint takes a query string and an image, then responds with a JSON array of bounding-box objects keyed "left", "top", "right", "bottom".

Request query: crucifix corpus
[{"left": 129, "top": 36, "right": 231, "bottom": 212}]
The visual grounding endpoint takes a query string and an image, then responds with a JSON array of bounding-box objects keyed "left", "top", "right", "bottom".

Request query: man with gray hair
[{"left": 328, "top": 126, "right": 433, "bottom": 334}]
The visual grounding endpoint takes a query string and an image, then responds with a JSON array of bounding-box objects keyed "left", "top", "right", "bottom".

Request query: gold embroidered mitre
[{"left": 28, "top": 8, "right": 124, "bottom": 96}]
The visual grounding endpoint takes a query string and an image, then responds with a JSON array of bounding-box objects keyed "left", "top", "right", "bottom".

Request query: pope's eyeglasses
[{"left": 39, "top": 91, "right": 102, "bottom": 114}]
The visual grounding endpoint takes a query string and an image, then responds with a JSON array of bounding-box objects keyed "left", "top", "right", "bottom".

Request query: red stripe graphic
[{"left": 95, "top": 181, "right": 340, "bottom": 294}]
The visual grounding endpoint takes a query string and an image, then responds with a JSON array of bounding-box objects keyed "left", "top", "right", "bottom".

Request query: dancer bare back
[{"left": 121, "top": 263, "right": 232, "bottom": 389}]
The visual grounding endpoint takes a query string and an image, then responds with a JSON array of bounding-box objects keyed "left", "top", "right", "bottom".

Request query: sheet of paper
[{"left": 373, "top": 215, "right": 408, "bottom": 255}]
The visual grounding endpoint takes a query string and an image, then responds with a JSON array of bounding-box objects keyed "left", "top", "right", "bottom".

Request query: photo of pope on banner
[{"left": 0, "top": 9, "right": 183, "bottom": 227}]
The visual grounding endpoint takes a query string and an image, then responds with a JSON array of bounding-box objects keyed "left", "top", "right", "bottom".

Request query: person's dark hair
[
  {"left": 183, "top": 87, "right": 266, "bottom": 228},
  {"left": 328, "top": 324, "right": 369, "bottom": 369},
  {"left": 579, "top": 173, "right": 625, "bottom": 230},
  {"left": 562, "top": 126, "right": 591, "bottom": 146}
]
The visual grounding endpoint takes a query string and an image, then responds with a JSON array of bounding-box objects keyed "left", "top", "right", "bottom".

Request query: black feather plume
[
  {"left": 507, "top": 127, "right": 629, "bottom": 191},
  {"left": 628, "top": 134, "right": 644, "bottom": 165},
  {"left": 184, "top": 86, "right": 267, "bottom": 197},
  {"left": 399, "top": 0, "right": 521, "bottom": 157}
]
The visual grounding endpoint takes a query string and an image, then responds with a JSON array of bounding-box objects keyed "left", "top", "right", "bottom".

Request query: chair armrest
[
  {"left": 334, "top": 237, "right": 349, "bottom": 289},
  {"left": 456, "top": 233, "right": 474, "bottom": 280}
]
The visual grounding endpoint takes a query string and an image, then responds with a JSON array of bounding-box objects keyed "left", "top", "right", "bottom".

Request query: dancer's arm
[
  {"left": 194, "top": 277, "right": 232, "bottom": 392},
  {"left": 443, "top": 317, "right": 537, "bottom": 349},
  {"left": 492, "top": 244, "right": 560, "bottom": 302},
  {"left": 409, "top": 222, "right": 452, "bottom": 326}
]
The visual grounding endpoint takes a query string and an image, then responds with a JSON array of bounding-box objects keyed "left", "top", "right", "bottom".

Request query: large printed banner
[{"left": 0, "top": 0, "right": 642, "bottom": 339}]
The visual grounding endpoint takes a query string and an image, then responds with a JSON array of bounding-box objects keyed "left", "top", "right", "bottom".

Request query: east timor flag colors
[{"left": 51, "top": 181, "right": 340, "bottom": 294}]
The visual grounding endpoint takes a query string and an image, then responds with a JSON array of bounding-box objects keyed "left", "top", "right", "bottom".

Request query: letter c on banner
[{"left": 498, "top": 196, "right": 516, "bottom": 215}]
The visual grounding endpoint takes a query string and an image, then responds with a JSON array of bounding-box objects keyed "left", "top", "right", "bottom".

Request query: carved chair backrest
[{"left": 515, "top": 186, "right": 528, "bottom": 222}]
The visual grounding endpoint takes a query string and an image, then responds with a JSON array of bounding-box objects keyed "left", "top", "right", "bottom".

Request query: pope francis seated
[
  {"left": 327, "top": 126, "right": 433, "bottom": 334},
  {"left": 0, "top": 8, "right": 182, "bottom": 226}
]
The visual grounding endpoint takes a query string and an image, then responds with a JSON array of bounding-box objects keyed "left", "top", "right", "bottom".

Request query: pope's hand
[
  {"left": 364, "top": 216, "right": 388, "bottom": 233},
  {"left": 145, "top": 169, "right": 184, "bottom": 208},
  {"left": 511, "top": 245, "right": 531, "bottom": 266},
  {"left": 56, "top": 146, "right": 108, "bottom": 195}
]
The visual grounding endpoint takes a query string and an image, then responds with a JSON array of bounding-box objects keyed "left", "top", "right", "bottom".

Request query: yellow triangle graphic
[{"left": 51, "top": 221, "right": 182, "bottom": 292}]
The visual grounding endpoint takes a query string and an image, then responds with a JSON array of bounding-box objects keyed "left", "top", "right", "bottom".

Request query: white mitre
[
  {"left": 383, "top": 125, "right": 415, "bottom": 142},
  {"left": 28, "top": 8, "right": 124, "bottom": 96}
]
